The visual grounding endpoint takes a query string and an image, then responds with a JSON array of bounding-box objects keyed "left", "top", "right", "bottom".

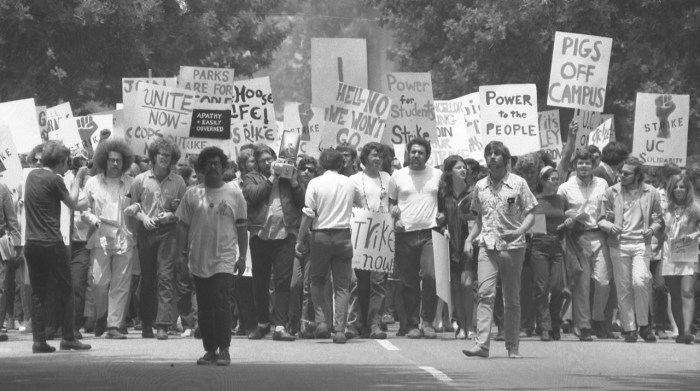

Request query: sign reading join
[
  {"left": 351, "top": 208, "right": 394, "bottom": 273},
  {"left": 548, "top": 31, "right": 612, "bottom": 112},
  {"left": 479, "top": 84, "right": 539, "bottom": 156},
  {"left": 381, "top": 73, "right": 437, "bottom": 145},
  {"left": 632, "top": 93, "right": 689, "bottom": 167}
]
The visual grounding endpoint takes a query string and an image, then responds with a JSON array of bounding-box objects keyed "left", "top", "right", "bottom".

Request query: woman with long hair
[
  {"left": 436, "top": 155, "right": 478, "bottom": 339},
  {"left": 661, "top": 174, "right": 700, "bottom": 344}
]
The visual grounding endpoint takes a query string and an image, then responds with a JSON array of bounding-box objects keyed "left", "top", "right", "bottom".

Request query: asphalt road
[{"left": 1, "top": 325, "right": 698, "bottom": 390}]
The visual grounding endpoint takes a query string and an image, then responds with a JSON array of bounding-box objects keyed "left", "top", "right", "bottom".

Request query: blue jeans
[
  {"left": 395, "top": 229, "right": 436, "bottom": 329},
  {"left": 530, "top": 235, "right": 565, "bottom": 331},
  {"left": 309, "top": 230, "right": 352, "bottom": 332},
  {"left": 137, "top": 226, "right": 177, "bottom": 329},
  {"left": 194, "top": 273, "right": 233, "bottom": 351},
  {"left": 250, "top": 235, "right": 295, "bottom": 326}
]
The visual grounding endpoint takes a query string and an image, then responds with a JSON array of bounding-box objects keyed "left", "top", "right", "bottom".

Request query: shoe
[
  {"left": 406, "top": 328, "right": 422, "bottom": 339},
  {"left": 540, "top": 330, "right": 552, "bottom": 341},
  {"left": 422, "top": 325, "right": 437, "bottom": 339},
  {"left": 181, "top": 328, "right": 192, "bottom": 338},
  {"left": 74, "top": 330, "right": 83, "bottom": 340},
  {"left": 217, "top": 348, "right": 231, "bottom": 366},
  {"left": 94, "top": 316, "right": 107, "bottom": 337},
  {"left": 60, "top": 339, "right": 92, "bottom": 351},
  {"left": 551, "top": 328, "right": 561, "bottom": 341},
  {"left": 370, "top": 325, "right": 387, "bottom": 340},
  {"left": 248, "top": 325, "right": 270, "bottom": 340},
  {"left": 5, "top": 318, "right": 16, "bottom": 331},
  {"left": 561, "top": 320, "right": 571, "bottom": 334},
  {"left": 508, "top": 348, "right": 522, "bottom": 359},
  {"left": 462, "top": 345, "right": 489, "bottom": 358},
  {"left": 119, "top": 326, "right": 128, "bottom": 335},
  {"left": 156, "top": 328, "right": 168, "bottom": 340},
  {"left": 194, "top": 327, "right": 202, "bottom": 339},
  {"left": 396, "top": 328, "right": 407, "bottom": 337},
  {"left": 32, "top": 342, "right": 56, "bottom": 353},
  {"left": 656, "top": 330, "right": 671, "bottom": 340},
  {"left": 640, "top": 326, "right": 657, "bottom": 343},
  {"left": 344, "top": 326, "right": 360, "bottom": 340},
  {"left": 382, "top": 314, "right": 395, "bottom": 325},
  {"left": 455, "top": 328, "right": 467, "bottom": 340},
  {"left": 45, "top": 327, "right": 56, "bottom": 341},
  {"left": 106, "top": 328, "right": 127, "bottom": 340},
  {"left": 360, "top": 325, "right": 371, "bottom": 339},
  {"left": 272, "top": 329, "right": 296, "bottom": 341},
  {"left": 197, "top": 350, "right": 218, "bottom": 365},
  {"left": 133, "top": 320, "right": 142, "bottom": 331},
  {"left": 313, "top": 323, "right": 331, "bottom": 339},
  {"left": 579, "top": 328, "right": 593, "bottom": 341},
  {"left": 494, "top": 328, "right": 505, "bottom": 341},
  {"left": 332, "top": 331, "right": 347, "bottom": 344},
  {"left": 684, "top": 334, "right": 695, "bottom": 344},
  {"left": 83, "top": 317, "right": 95, "bottom": 334},
  {"left": 142, "top": 328, "right": 155, "bottom": 339},
  {"left": 624, "top": 331, "right": 638, "bottom": 343},
  {"left": 0, "top": 333, "right": 7, "bottom": 342},
  {"left": 592, "top": 321, "right": 606, "bottom": 339}
]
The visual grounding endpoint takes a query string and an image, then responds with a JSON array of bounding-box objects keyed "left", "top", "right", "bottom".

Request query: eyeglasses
[
  {"left": 299, "top": 167, "right": 315, "bottom": 173},
  {"left": 258, "top": 157, "right": 274, "bottom": 163},
  {"left": 157, "top": 152, "right": 171, "bottom": 158},
  {"left": 108, "top": 158, "right": 123, "bottom": 164},
  {"left": 618, "top": 170, "right": 634, "bottom": 177}
]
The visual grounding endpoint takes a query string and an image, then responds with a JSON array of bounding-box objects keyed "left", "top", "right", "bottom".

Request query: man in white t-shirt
[
  {"left": 388, "top": 138, "right": 442, "bottom": 339},
  {"left": 176, "top": 147, "right": 248, "bottom": 366}
]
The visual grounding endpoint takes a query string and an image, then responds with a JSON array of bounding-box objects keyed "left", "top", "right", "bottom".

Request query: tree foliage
[
  {"left": 0, "top": 0, "right": 288, "bottom": 109},
  {"left": 371, "top": 0, "right": 700, "bottom": 150}
]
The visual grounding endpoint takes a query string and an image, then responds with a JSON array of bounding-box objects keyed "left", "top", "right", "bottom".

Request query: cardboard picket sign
[
  {"left": 350, "top": 208, "right": 394, "bottom": 273},
  {"left": 93, "top": 109, "right": 125, "bottom": 140},
  {"left": 121, "top": 77, "right": 178, "bottom": 156},
  {"left": 588, "top": 118, "right": 613, "bottom": 151},
  {"left": 54, "top": 115, "right": 113, "bottom": 157},
  {"left": 36, "top": 105, "right": 47, "bottom": 142},
  {"left": 0, "top": 124, "right": 23, "bottom": 191},
  {"left": 572, "top": 109, "right": 609, "bottom": 153},
  {"left": 548, "top": 31, "right": 613, "bottom": 112},
  {"left": 45, "top": 102, "right": 73, "bottom": 141},
  {"left": 311, "top": 38, "right": 368, "bottom": 109},
  {"left": 0, "top": 98, "right": 43, "bottom": 153},
  {"left": 430, "top": 93, "right": 485, "bottom": 166},
  {"left": 230, "top": 77, "right": 278, "bottom": 153},
  {"left": 381, "top": 72, "right": 438, "bottom": 145},
  {"left": 632, "top": 93, "right": 689, "bottom": 167},
  {"left": 282, "top": 102, "right": 324, "bottom": 159},
  {"left": 178, "top": 66, "right": 235, "bottom": 108},
  {"left": 479, "top": 84, "right": 540, "bottom": 156},
  {"left": 319, "top": 82, "right": 392, "bottom": 151},
  {"left": 432, "top": 230, "right": 451, "bottom": 306},
  {"left": 538, "top": 110, "right": 563, "bottom": 163}
]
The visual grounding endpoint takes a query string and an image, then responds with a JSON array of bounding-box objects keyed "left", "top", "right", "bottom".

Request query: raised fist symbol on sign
[{"left": 655, "top": 94, "right": 675, "bottom": 139}]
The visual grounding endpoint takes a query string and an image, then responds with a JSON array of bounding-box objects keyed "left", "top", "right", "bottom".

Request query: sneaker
[
  {"left": 462, "top": 345, "right": 489, "bottom": 358},
  {"left": 181, "top": 328, "right": 192, "bottom": 338},
  {"left": 248, "top": 325, "right": 270, "bottom": 340},
  {"left": 105, "top": 328, "right": 127, "bottom": 340},
  {"left": 422, "top": 326, "right": 437, "bottom": 339},
  {"left": 272, "top": 329, "right": 296, "bottom": 341},
  {"left": 197, "top": 350, "right": 218, "bottom": 365},
  {"left": 540, "top": 330, "right": 552, "bottom": 341},
  {"left": 624, "top": 331, "right": 638, "bottom": 343},
  {"left": 370, "top": 325, "right": 387, "bottom": 340},
  {"left": 156, "top": 328, "right": 168, "bottom": 340},
  {"left": 32, "top": 342, "right": 56, "bottom": 353},
  {"left": 406, "top": 328, "right": 422, "bottom": 339},
  {"left": 579, "top": 328, "right": 593, "bottom": 341},
  {"left": 313, "top": 323, "right": 331, "bottom": 339},
  {"left": 59, "top": 339, "right": 92, "bottom": 351},
  {"left": 332, "top": 331, "right": 347, "bottom": 344},
  {"left": 382, "top": 314, "right": 395, "bottom": 325},
  {"left": 396, "top": 328, "right": 407, "bottom": 337},
  {"left": 217, "top": 348, "right": 231, "bottom": 366},
  {"left": 507, "top": 348, "right": 522, "bottom": 359}
]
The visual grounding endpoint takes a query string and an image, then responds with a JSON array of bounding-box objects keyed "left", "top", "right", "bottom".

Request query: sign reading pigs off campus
[
  {"left": 548, "top": 31, "right": 613, "bottom": 112},
  {"left": 632, "top": 93, "right": 689, "bottom": 167},
  {"left": 479, "top": 84, "right": 539, "bottom": 156},
  {"left": 320, "top": 82, "right": 392, "bottom": 151},
  {"left": 351, "top": 208, "right": 394, "bottom": 273},
  {"left": 381, "top": 73, "right": 438, "bottom": 145}
]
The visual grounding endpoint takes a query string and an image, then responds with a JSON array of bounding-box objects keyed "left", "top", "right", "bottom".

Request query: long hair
[
  {"left": 440, "top": 155, "right": 466, "bottom": 197},
  {"left": 93, "top": 138, "right": 134, "bottom": 174},
  {"left": 666, "top": 174, "right": 695, "bottom": 209},
  {"left": 147, "top": 138, "right": 181, "bottom": 166}
]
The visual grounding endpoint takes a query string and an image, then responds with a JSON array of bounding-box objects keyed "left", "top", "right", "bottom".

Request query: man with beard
[
  {"left": 176, "top": 147, "right": 248, "bottom": 365},
  {"left": 556, "top": 149, "right": 612, "bottom": 341},
  {"left": 388, "top": 138, "right": 442, "bottom": 339},
  {"left": 242, "top": 145, "right": 304, "bottom": 341},
  {"left": 463, "top": 141, "right": 537, "bottom": 359}
]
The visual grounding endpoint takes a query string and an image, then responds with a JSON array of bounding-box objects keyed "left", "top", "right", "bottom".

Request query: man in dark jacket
[{"left": 242, "top": 145, "right": 305, "bottom": 341}]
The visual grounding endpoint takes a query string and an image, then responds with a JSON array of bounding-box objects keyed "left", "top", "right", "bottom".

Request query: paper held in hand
[{"left": 669, "top": 238, "right": 699, "bottom": 263}]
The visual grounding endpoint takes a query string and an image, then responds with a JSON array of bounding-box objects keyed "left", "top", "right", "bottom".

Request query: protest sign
[
  {"left": 94, "top": 109, "right": 125, "bottom": 140},
  {"left": 429, "top": 93, "right": 484, "bottom": 166},
  {"left": 36, "top": 105, "right": 47, "bottom": 141},
  {"left": 278, "top": 131, "right": 301, "bottom": 161},
  {"left": 311, "top": 38, "right": 368, "bottom": 109},
  {"left": 669, "top": 238, "right": 699, "bottom": 263},
  {"left": 589, "top": 118, "right": 613, "bottom": 151},
  {"left": 432, "top": 230, "right": 451, "bottom": 305},
  {"left": 538, "top": 110, "right": 563, "bottom": 163},
  {"left": 548, "top": 32, "right": 613, "bottom": 112},
  {"left": 0, "top": 98, "right": 43, "bottom": 153},
  {"left": 0, "top": 124, "right": 23, "bottom": 190},
  {"left": 122, "top": 77, "right": 178, "bottom": 154},
  {"left": 189, "top": 109, "right": 231, "bottom": 139},
  {"left": 230, "top": 77, "right": 278, "bottom": 150},
  {"left": 479, "top": 84, "right": 539, "bottom": 156},
  {"left": 572, "top": 109, "right": 608, "bottom": 152},
  {"left": 632, "top": 93, "right": 689, "bottom": 167},
  {"left": 319, "top": 82, "right": 391, "bottom": 151},
  {"left": 350, "top": 208, "right": 395, "bottom": 273},
  {"left": 282, "top": 102, "right": 324, "bottom": 159},
  {"left": 178, "top": 66, "right": 235, "bottom": 108},
  {"left": 381, "top": 72, "right": 437, "bottom": 145},
  {"left": 54, "top": 115, "right": 113, "bottom": 156},
  {"left": 45, "top": 102, "right": 73, "bottom": 140}
]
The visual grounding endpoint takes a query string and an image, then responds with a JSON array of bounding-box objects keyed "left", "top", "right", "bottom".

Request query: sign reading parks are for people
[
  {"left": 351, "top": 208, "right": 394, "bottom": 273},
  {"left": 632, "top": 93, "right": 689, "bottom": 167},
  {"left": 548, "top": 32, "right": 612, "bottom": 112},
  {"left": 479, "top": 84, "right": 539, "bottom": 156},
  {"left": 381, "top": 72, "right": 437, "bottom": 145},
  {"left": 178, "top": 66, "right": 235, "bottom": 107}
]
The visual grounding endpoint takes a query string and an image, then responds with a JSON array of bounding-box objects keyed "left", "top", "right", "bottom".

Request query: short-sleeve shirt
[
  {"left": 351, "top": 171, "right": 391, "bottom": 212},
  {"left": 130, "top": 170, "right": 187, "bottom": 221},
  {"left": 388, "top": 166, "right": 442, "bottom": 232},
  {"left": 302, "top": 170, "right": 355, "bottom": 230},
  {"left": 25, "top": 169, "right": 68, "bottom": 243},
  {"left": 471, "top": 172, "right": 537, "bottom": 250},
  {"left": 557, "top": 175, "right": 608, "bottom": 230},
  {"left": 175, "top": 182, "right": 247, "bottom": 278}
]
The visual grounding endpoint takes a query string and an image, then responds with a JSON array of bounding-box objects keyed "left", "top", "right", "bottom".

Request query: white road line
[
  {"left": 419, "top": 366, "right": 453, "bottom": 383},
  {"left": 375, "top": 339, "right": 399, "bottom": 351}
]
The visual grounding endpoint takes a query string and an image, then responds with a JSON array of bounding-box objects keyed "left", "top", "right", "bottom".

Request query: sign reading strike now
[
  {"left": 479, "top": 84, "right": 539, "bottom": 156},
  {"left": 548, "top": 31, "right": 612, "bottom": 112},
  {"left": 189, "top": 109, "right": 231, "bottom": 139},
  {"left": 351, "top": 208, "right": 395, "bottom": 273}
]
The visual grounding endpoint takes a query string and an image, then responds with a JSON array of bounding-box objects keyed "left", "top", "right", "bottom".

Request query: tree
[
  {"left": 0, "top": 0, "right": 288, "bottom": 110},
  {"left": 371, "top": 0, "right": 700, "bottom": 152}
]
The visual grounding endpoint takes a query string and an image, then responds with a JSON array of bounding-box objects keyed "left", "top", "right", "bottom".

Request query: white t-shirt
[
  {"left": 175, "top": 182, "right": 247, "bottom": 278},
  {"left": 302, "top": 170, "right": 354, "bottom": 230},
  {"left": 350, "top": 171, "right": 391, "bottom": 212},
  {"left": 389, "top": 166, "right": 442, "bottom": 232}
]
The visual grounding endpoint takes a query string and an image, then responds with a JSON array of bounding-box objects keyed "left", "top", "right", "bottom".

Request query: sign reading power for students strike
[
  {"left": 538, "top": 110, "right": 563, "bottom": 163},
  {"left": 351, "top": 208, "right": 394, "bottom": 273},
  {"left": 632, "top": 93, "right": 689, "bottom": 167},
  {"left": 548, "top": 32, "right": 612, "bottom": 112},
  {"left": 0, "top": 98, "right": 42, "bottom": 154},
  {"left": 382, "top": 73, "right": 437, "bottom": 145},
  {"left": 283, "top": 102, "right": 324, "bottom": 158},
  {"left": 231, "top": 77, "right": 278, "bottom": 148},
  {"left": 178, "top": 66, "right": 235, "bottom": 108},
  {"left": 479, "top": 84, "right": 539, "bottom": 156},
  {"left": 320, "top": 82, "right": 391, "bottom": 151}
]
